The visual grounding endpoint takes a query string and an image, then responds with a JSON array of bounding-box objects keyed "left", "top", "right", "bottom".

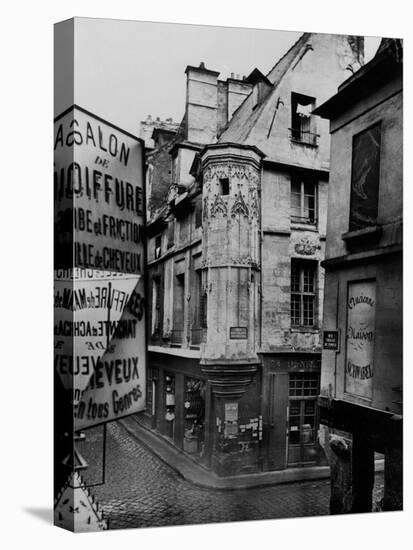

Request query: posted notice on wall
[{"left": 345, "top": 280, "right": 376, "bottom": 399}]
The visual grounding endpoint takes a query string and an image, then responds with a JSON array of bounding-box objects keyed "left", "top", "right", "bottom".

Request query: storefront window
[
  {"left": 146, "top": 367, "right": 157, "bottom": 417},
  {"left": 183, "top": 377, "right": 205, "bottom": 456},
  {"left": 164, "top": 373, "right": 175, "bottom": 440}
]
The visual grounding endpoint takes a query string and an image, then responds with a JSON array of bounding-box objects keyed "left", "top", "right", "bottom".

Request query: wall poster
[{"left": 345, "top": 280, "right": 376, "bottom": 399}]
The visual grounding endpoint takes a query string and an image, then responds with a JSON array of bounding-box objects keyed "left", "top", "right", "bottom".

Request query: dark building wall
[
  {"left": 147, "top": 145, "right": 173, "bottom": 216},
  {"left": 317, "top": 39, "right": 403, "bottom": 513}
]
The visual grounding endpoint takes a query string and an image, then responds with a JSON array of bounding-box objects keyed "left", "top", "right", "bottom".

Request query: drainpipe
[{"left": 259, "top": 163, "right": 264, "bottom": 349}]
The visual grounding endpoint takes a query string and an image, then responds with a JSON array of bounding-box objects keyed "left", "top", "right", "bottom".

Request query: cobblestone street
[{"left": 78, "top": 420, "right": 385, "bottom": 530}]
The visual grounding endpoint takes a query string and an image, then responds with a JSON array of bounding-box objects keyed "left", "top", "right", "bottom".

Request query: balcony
[{"left": 289, "top": 128, "right": 319, "bottom": 147}]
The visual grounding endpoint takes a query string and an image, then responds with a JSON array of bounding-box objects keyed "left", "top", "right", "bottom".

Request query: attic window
[
  {"left": 219, "top": 178, "right": 230, "bottom": 196},
  {"left": 290, "top": 93, "right": 318, "bottom": 146}
]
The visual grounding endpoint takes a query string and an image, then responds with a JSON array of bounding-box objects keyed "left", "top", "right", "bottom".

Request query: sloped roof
[
  {"left": 314, "top": 37, "right": 402, "bottom": 119},
  {"left": 218, "top": 33, "right": 311, "bottom": 144}
]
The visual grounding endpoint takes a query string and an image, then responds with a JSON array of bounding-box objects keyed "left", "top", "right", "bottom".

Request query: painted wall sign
[
  {"left": 54, "top": 269, "right": 141, "bottom": 393},
  {"left": 345, "top": 280, "right": 376, "bottom": 399},
  {"left": 54, "top": 106, "right": 145, "bottom": 274},
  {"left": 229, "top": 326, "right": 248, "bottom": 339},
  {"left": 270, "top": 358, "right": 321, "bottom": 371},
  {"left": 74, "top": 275, "right": 146, "bottom": 430},
  {"left": 323, "top": 330, "right": 340, "bottom": 351},
  {"left": 54, "top": 106, "right": 146, "bottom": 428}
]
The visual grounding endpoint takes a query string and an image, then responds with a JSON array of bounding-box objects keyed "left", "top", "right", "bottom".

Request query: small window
[
  {"left": 291, "top": 261, "right": 317, "bottom": 327},
  {"left": 167, "top": 219, "right": 175, "bottom": 248},
  {"left": 198, "top": 272, "right": 207, "bottom": 329},
  {"left": 291, "top": 177, "right": 316, "bottom": 224},
  {"left": 172, "top": 272, "right": 185, "bottom": 344},
  {"left": 195, "top": 197, "right": 202, "bottom": 228},
  {"left": 349, "top": 123, "right": 381, "bottom": 232},
  {"left": 151, "top": 277, "right": 162, "bottom": 335},
  {"left": 154, "top": 234, "right": 162, "bottom": 259},
  {"left": 219, "top": 178, "right": 230, "bottom": 196}
]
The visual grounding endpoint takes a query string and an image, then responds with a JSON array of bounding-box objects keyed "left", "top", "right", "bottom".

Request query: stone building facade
[
  {"left": 141, "top": 33, "right": 365, "bottom": 476},
  {"left": 315, "top": 38, "right": 403, "bottom": 511}
]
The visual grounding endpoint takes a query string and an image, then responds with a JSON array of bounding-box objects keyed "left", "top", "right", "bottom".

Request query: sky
[{"left": 56, "top": 18, "right": 382, "bottom": 136}]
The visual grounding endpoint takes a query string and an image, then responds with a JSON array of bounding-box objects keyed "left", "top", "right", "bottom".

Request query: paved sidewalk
[
  {"left": 80, "top": 420, "right": 384, "bottom": 530},
  {"left": 121, "top": 415, "right": 331, "bottom": 489}
]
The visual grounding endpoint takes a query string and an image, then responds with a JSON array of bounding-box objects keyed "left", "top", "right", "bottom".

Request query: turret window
[{"left": 219, "top": 178, "right": 230, "bottom": 196}]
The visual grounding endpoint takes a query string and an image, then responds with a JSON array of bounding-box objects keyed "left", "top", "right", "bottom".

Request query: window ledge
[
  {"left": 290, "top": 327, "right": 319, "bottom": 333},
  {"left": 291, "top": 222, "right": 318, "bottom": 232}
]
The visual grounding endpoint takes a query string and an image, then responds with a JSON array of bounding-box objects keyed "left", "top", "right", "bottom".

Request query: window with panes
[
  {"left": 291, "top": 177, "right": 317, "bottom": 224},
  {"left": 291, "top": 261, "right": 317, "bottom": 327},
  {"left": 288, "top": 372, "right": 320, "bottom": 446}
]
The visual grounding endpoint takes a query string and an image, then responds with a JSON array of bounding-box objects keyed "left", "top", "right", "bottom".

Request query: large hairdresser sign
[
  {"left": 345, "top": 280, "right": 376, "bottom": 400},
  {"left": 54, "top": 106, "right": 146, "bottom": 429},
  {"left": 54, "top": 105, "right": 145, "bottom": 274}
]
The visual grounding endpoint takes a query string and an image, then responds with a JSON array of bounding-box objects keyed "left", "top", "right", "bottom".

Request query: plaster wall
[
  {"left": 325, "top": 88, "right": 402, "bottom": 260},
  {"left": 244, "top": 34, "right": 363, "bottom": 170}
]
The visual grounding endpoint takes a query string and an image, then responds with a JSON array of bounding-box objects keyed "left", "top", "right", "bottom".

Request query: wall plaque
[
  {"left": 229, "top": 326, "right": 248, "bottom": 339},
  {"left": 323, "top": 330, "right": 340, "bottom": 351}
]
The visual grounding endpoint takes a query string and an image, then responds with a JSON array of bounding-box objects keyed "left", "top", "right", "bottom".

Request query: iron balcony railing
[{"left": 289, "top": 128, "right": 320, "bottom": 147}]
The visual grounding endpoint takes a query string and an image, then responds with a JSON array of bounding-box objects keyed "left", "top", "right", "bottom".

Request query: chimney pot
[
  {"left": 199, "top": 61, "right": 205, "bottom": 69},
  {"left": 231, "top": 72, "right": 234, "bottom": 78}
]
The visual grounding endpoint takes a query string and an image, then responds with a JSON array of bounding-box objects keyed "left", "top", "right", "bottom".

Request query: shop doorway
[
  {"left": 287, "top": 372, "right": 320, "bottom": 466},
  {"left": 183, "top": 377, "right": 206, "bottom": 458}
]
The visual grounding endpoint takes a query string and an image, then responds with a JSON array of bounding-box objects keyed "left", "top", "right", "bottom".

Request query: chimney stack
[{"left": 184, "top": 62, "right": 220, "bottom": 143}]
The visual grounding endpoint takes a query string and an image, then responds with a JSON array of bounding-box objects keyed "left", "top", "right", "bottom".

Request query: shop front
[
  {"left": 261, "top": 354, "right": 326, "bottom": 471},
  {"left": 144, "top": 351, "right": 209, "bottom": 465},
  {"left": 145, "top": 351, "right": 263, "bottom": 475}
]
